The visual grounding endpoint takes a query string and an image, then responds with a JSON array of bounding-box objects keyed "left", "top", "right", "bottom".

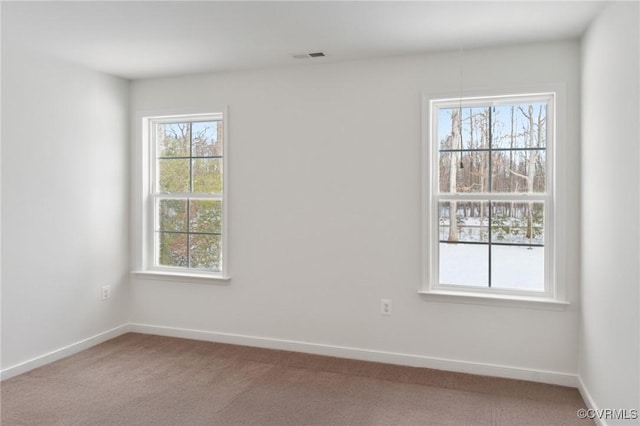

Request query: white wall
[
  {"left": 1, "top": 42, "right": 130, "bottom": 370},
  {"left": 130, "top": 41, "right": 582, "bottom": 380},
  {"left": 580, "top": 2, "right": 640, "bottom": 423}
]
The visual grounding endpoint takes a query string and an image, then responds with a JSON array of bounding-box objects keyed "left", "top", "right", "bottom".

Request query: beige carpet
[{"left": 1, "top": 333, "right": 592, "bottom": 425}]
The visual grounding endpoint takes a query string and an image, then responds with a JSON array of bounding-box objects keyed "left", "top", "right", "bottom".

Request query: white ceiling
[{"left": 2, "top": 1, "right": 606, "bottom": 80}]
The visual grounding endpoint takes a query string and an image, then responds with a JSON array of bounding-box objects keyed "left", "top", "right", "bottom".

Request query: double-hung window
[
  {"left": 425, "top": 93, "right": 557, "bottom": 301},
  {"left": 144, "top": 113, "right": 227, "bottom": 278}
]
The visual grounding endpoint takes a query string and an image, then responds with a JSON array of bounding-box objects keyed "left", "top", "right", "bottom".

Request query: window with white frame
[
  {"left": 145, "top": 113, "right": 227, "bottom": 277},
  {"left": 425, "top": 93, "right": 555, "bottom": 299}
]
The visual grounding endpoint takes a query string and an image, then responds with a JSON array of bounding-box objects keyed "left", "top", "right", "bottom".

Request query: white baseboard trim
[
  {"left": 129, "top": 323, "right": 578, "bottom": 387},
  {"left": 0, "top": 324, "right": 131, "bottom": 381},
  {"left": 577, "top": 375, "right": 606, "bottom": 426},
  {"left": 0, "top": 322, "right": 579, "bottom": 388}
]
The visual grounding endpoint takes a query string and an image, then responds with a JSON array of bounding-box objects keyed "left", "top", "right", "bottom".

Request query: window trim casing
[
  {"left": 420, "top": 88, "right": 567, "bottom": 307},
  {"left": 132, "top": 108, "right": 230, "bottom": 282}
]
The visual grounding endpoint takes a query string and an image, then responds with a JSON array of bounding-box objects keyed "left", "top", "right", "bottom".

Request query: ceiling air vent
[{"left": 292, "top": 52, "right": 326, "bottom": 59}]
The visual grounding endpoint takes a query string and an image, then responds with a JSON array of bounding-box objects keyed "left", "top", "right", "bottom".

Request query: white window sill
[
  {"left": 418, "top": 289, "right": 569, "bottom": 311},
  {"left": 131, "top": 270, "right": 231, "bottom": 285}
]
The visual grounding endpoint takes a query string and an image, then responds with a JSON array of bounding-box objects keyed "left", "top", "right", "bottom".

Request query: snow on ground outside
[{"left": 439, "top": 243, "right": 544, "bottom": 291}]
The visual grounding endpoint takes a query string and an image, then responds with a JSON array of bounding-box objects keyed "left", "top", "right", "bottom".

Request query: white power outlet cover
[
  {"left": 101, "top": 285, "right": 111, "bottom": 301},
  {"left": 381, "top": 299, "right": 392, "bottom": 316}
]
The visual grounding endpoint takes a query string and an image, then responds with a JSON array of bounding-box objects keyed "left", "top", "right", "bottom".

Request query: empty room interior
[{"left": 1, "top": 1, "right": 639, "bottom": 425}]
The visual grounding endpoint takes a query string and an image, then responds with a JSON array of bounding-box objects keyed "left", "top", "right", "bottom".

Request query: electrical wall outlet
[
  {"left": 381, "top": 299, "right": 392, "bottom": 316},
  {"left": 101, "top": 285, "right": 111, "bottom": 301}
]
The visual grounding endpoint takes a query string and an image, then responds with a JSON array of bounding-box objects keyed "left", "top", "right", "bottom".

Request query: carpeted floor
[{"left": 1, "top": 333, "right": 592, "bottom": 425}]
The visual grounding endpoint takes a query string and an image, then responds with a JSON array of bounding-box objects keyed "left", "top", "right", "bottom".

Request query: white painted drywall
[
  {"left": 130, "top": 41, "right": 582, "bottom": 376},
  {"left": 1, "top": 42, "right": 130, "bottom": 369},
  {"left": 580, "top": 2, "right": 640, "bottom": 423}
]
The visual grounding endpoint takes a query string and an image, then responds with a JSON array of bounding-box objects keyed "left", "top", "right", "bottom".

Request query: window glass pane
[
  {"left": 462, "top": 106, "right": 490, "bottom": 150},
  {"left": 438, "top": 107, "right": 489, "bottom": 151},
  {"left": 190, "top": 234, "right": 222, "bottom": 271},
  {"left": 491, "top": 245, "right": 544, "bottom": 291},
  {"left": 158, "top": 199, "right": 187, "bottom": 232},
  {"left": 158, "top": 159, "right": 190, "bottom": 192},
  {"left": 189, "top": 200, "right": 222, "bottom": 234},
  {"left": 157, "top": 123, "right": 190, "bottom": 157},
  {"left": 491, "top": 202, "right": 544, "bottom": 245},
  {"left": 439, "top": 201, "right": 488, "bottom": 243},
  {"left": 490, "top": 102, "right": 547, "bottom": 149},
  {"left": 192, "top": 121, "right": 223, "bottom": 157},
  {"left": 533, "top": 150, "right": 546, "bottom": 192},
  {"left": 192, "top": 158, "right": 223, "bottom": 193},
  {"left": 437, "top": 108, "right": 456, "bottom": 151},
  {"left": 439, "top": 242, "right": 488, "bottom": 286},
  {"left": 157, "top": 232, "right": 188, "bottom": 267},
  {"left": 439, "top": 151, "right": 490, "bottom": 193},
  {"left": 491, "top": 150, "right": 545, "bottom": 193}
]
